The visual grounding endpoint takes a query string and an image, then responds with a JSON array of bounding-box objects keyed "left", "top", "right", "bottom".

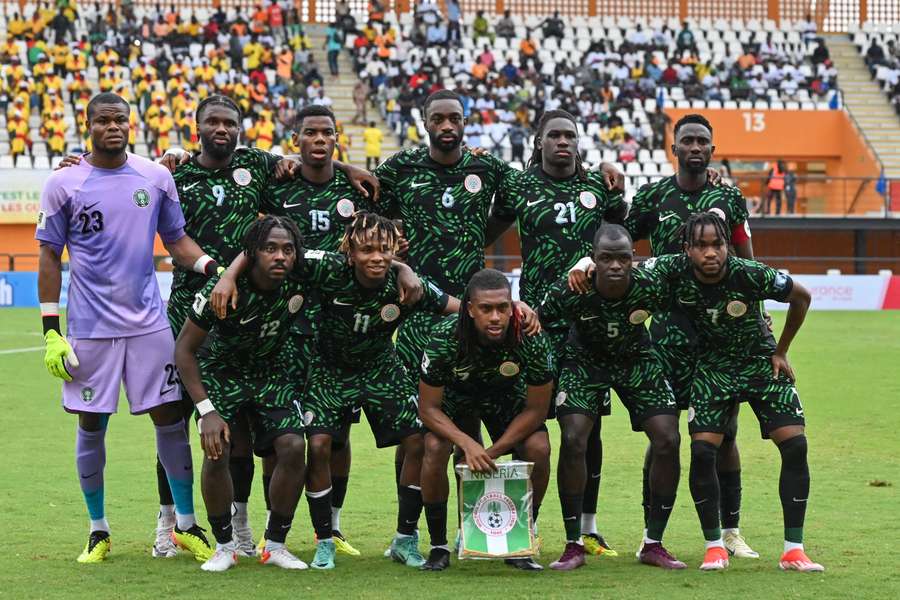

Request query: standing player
[
  {"left": 623, "top": 113, "right": 758, "bottom": 559},
  {"left": 540, "top": 225, "right": 684, "bottom": 571},
  {"left": 488, "top": 109, "right": 627, "bottom": 556},
  {"left": 175, "top": 216, "right": 311, "bottom": 572},
  {"left": 37, "top": 92, "right": 214, "bottom": 563},
  {"left": 260, "top": 104, "right": 375, "bottom": 556},
  {"left": 418, "top": 269, "right": 553, "bottom": 572},
  {"left": 644, "top": 213, "right": 821, "bottom": 572}
]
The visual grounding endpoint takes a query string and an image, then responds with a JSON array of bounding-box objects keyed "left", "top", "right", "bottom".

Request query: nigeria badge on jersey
[
  {"left": 233, "top": 168, "right": 252, "bottom": 186},
  {"left": 133, "top": 188, "right": 151, "bottom": 208},
  {"left": 465, "top": 174, "right": 482, "bottom": 193}
]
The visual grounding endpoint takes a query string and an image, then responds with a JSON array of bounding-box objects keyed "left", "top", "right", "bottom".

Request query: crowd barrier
[{"left": 1, "top": 271, "right": 897, "bottom": 310}]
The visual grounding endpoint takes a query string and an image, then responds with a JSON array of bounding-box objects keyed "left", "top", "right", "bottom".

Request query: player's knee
[
  {"left": 650, "top": 429, "right": 680, "bottom": 459},
  {"left": 690, "top": 439, "right": 719, "bottom": 471},
  {"left": 276, "top": 434, "right": 306, "bottom": 469},
  {"left": 522, "top": 431, "right": 551, "bottom": 463},
  {"left": 307, "top": 435, "right": 333, "bottom": 462},
  {"left": 402, "top": 433, "right": 424, "bottom": 459},
  {"left": 560, "top": 427, "right": 588, "bottom": 458},
  {"left": 424, "top": 433, "right": 451, "bottom": 460},
  {"left": 777, "top": 434, "right": 808, "bottom": 469},
  {"left": 204, "top": 452, "right": 230, "bottom": 472}
]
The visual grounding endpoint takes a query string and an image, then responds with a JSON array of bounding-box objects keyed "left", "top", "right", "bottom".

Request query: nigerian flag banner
[{"left": 456, "top": 461, "right": 535, "bottom": 559}]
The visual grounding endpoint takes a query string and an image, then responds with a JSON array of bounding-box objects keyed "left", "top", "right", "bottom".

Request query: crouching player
[{"left": 175, "top": 216, "right": 311, "bottom": 571}]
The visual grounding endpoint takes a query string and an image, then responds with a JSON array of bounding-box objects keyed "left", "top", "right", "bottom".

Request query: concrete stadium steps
[
  {"left": 828, "top": 34, "right": 900, "bottom": 177},
  {"left": 305, "top": 25, "right": 401, "bottom": 167}
]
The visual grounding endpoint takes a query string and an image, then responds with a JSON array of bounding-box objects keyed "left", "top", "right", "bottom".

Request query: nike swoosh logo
[
  {"left": 661, "top": 505, "right": 673, "bottom": 510},
  {"left": 792, "top": 498, "right": 807, "bottom": 503},
  {"left": 729, "top": 510, "right": 740, "bottom": 515},
  {"left": 82, "top": 201, "right": 100, "bottom": 211},
  {"left": 591, "top": 473, "right": 601, "bottom": 479},
  {"left": 240, "top": 315, "right": 257, "bottom": 324},
  {"left": 81, "top": 471, "right": 98, "bottom": 479},
  {"left": 526, "top": 199, "right": 543, "bottom": 207},
  {"left": 579, "top": 315, "right": 603, "bottom": 321},
  {"left": 405, "top": 519, "right": 418, "bottom": 524},
  {"left": 658, "top": 212, "right": 678, "bottom": 222},
  {"left": 563, "top": 516, "right": 577, "bottom": 520},
  {"left": 410, "top": 182, "right": 429, "bottom": 188},
  {"left": 333, "top": 299, "right": 352, "bottom": 306},
  {"left": 161, "top": 387, "right": 176, "bottom": 396},
  {"left": 182, "top": 181, "right": 201, "bottom": 191},
  {"left": 694, "top": 499, "right": 708, "bottom": 505},
  {"left": 677, "top": 298, "right": 696, "bottom": 305},
  {"left": 282, "top": 201, "right": 305, "bottom": 209},
  {"left": 281, "top": 524, "right": 291, "bottom": 529}
]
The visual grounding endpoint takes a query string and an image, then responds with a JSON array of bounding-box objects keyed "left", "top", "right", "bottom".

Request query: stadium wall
[{"left": 1, "top": 270, "right": 898, "bottom": 310}]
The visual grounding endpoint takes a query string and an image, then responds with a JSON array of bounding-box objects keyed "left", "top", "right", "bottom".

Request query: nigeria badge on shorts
[{"left": 133, "top": 188, "right": 150, "bottom": 208}]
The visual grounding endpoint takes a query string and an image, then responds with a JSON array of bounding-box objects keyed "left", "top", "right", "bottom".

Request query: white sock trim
[
  {"left": 306, "top": 486, "right": 332, "bottom": 499},
  {"left": 705, "top": 539, "right": 725, "bottom": 550},
  {"left": 90, "top": 518, "right": 110, "bottom": 533},
  {"left": 581, "top": 512, "right": 598, "bottom": 535},
  {"left": 784, "top": 541, "right": 804, "bottom": 553},
  {"left": 175, "top": 512, "right": 196, "bottom": 530}
]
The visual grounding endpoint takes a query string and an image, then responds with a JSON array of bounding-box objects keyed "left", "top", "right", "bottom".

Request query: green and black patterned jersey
[
  {"left": 492, "top": 165, "right": 626, "bottom": 329},
  {"left": 261, "top": 169, "right": 373, "bottom": 252},
  {"left": 625, "top": 175, "right": 751, "bottom": 344},
  {"left": 301, "top": 249, "right": 449, "bottom": 367},
  {"left": 420, "top": 314, "right": 555, "bottom": 395},
  {"left": 644, "top": 254, "right": 793, "bottom": 358},
  {"left": 625, "top": 176, "right": 750, "bottom": 257},
  {"left": 189, "top": 273, "right": 309, "bottom": 374},
  {"left": 539, "top": 267, "right": 672, "bottom": 359},
  {"left": 375, "top": 147, "right": 515, "bottom": 297},
  {"left": 172, "top": 148, "right": 280, "bottom": 293}
]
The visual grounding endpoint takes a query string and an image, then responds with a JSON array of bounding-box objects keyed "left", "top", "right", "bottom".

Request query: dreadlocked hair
[
  {"left": 681, "top": 211, "right": 730, "bottom": 251},
  {"left": 338, "top": 211, "right": 400, "bottom": 255},
  {"left": 527, "top": 109, "right": 588, "bottom": 181},
  {"left": 242, "top": 215, "right": 304, "bottom": 270},
  {"left": 197, "top": 94, "right": 242, "bottom": 122},
  {"left": 456, "top": 268, "right": 520, "bottom": 360}
]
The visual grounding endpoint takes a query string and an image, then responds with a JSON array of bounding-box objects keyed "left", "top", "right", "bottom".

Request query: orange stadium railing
[{"left": 1, "top": 0, "right": 897, "bottom": 30}]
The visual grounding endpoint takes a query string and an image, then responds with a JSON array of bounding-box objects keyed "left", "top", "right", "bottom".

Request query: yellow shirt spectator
[{"left": 363, "top": 125, "right": 383, "bottom": 158}]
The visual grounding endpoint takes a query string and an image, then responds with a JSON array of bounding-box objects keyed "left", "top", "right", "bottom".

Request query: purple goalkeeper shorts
[{"left": 62, "top": 328, "right": 181, "bottom": 415}]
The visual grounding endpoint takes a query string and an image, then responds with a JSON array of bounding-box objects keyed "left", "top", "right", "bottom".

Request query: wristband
[
  {"left": 196, "top": 399, "right": 216, "bottom": 416},
  {"left": 193, "top": 255, "right": 221, "bottom": 276},
  {"left": 41, "top": 302, "right": 61, "bottom": 335}
]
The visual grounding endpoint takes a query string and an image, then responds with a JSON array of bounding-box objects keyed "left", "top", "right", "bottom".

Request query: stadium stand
[
  {"left": 851, "top": 22, "right": 900, "bottom": 116},
  {"left": 343, "top": 8, "right": 837, "bottom": 191}
]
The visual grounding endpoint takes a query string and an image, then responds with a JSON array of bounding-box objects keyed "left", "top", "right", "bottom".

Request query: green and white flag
[{"left": 456, "top": 461, "right": 535, "bottom": 559}]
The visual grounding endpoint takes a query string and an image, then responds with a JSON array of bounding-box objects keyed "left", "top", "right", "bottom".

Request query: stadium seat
[
  {"left": 14, "top": 155, "right": 32, "bottom": 169},
  {"left": 0, "top": 155, "right": 13, "bottom": 169},
  {"left": 33, "top": 156, "right": 50, "bottom": 169},
  {"left": 660, "top": 163, "right": 675, "bottom": 176}
]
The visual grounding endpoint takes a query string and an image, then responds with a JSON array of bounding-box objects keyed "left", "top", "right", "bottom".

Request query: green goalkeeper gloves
[{"left": 44, "top": 330, "right": 79, "bottom": 381}]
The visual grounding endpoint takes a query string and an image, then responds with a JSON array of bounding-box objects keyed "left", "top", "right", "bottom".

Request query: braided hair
[
  {"left": 527, "top": 109, "right": 588, "bottom": 181},
  {"left": 681, "top": 211, "right": 730, "bottom": 251},
  {"left": 197, "top": 94, "right": 242, "bottom": 123},
  {"left": 338, "top": 210, "right": 400, "bottom": 256},
  {"left": 456, "top": 268, "right": 520, "bottom": 359},
  {"left": 242, "top": 215, "right": 304, "bottom": 270}
]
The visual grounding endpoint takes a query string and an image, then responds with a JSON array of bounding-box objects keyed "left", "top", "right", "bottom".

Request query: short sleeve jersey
[
  {"left": 35, "top": 153, "right": 185, "bottom": 338},
  {"left": 644, "top": 254, "right": 793, "bottom": 357},
  {"left": 171, "top": 148, "right": 279, "bottom": 293},
  {"left": 262, "top": 168, "right": 373, "bottom": 252},
  {"left": 625, "top": 176, "right": 751, "bottom": 343},
  {"left": 301, "top": 250, "right": 449, "bottom": 367},
  {"left": 420, "top": 314, "right": 555, "bottom": 395},
  {"left": 539, "top": 267, "right": 672, "bottom": 359},
  {"left": 493, "top": 165, "right": 626, "bottom": 327},
  {"left": 374, "top": 148, "right": 515, "bottom": 297},
  {"left": 189, "top": 273, "right": 309, "bottom": 374}
]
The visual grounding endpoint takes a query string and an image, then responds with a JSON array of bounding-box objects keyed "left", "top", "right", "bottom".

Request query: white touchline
[{"left": 0, "top": 346, "right": 44, "bottom": 355}]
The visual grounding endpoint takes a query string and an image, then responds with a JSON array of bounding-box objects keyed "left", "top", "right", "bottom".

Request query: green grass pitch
[{"left": 1, "top": 309, "right": 898, "bottom": 599}]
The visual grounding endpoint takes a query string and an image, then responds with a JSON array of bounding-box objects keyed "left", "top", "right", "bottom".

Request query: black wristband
[
  {"left": 42, "top": 314, "right": 61, "bottom": 336},
  {"left": 204, "top": 260, "right": 221, "bottom": 276}
]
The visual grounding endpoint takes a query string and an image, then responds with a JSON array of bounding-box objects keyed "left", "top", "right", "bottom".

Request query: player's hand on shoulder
[
  {"left": 199, "top": 412, "right": 230, "bottom": 460},
  {"left": 567, "top": 257, "right": 595, "bottom": 294},
  {"left": 210, "top": 277, "right": 239, "bottom": 318},
  {"left": 707, "top": 167, "right": 724, "bottom": 187},
  {"left": 514, "top": 301, "right": 542, "bottom": 336},
  {"left": 468, "top": 146, "right": 488, "bottom": 157},
  {"left": 347, "top": 164, "right": 381, "bottom": 202},
  {"left": 274, "top": 156, "right": 301, "bottom": 180},
  {"left": 159, "top": 148, "right": 190, "bottom": 173},
  {"left": 396, "top": 266, "right": 423, "bottom": 306},
  {"left": 54, "top": 153, "right": 83, "bottom": 170},
  {"left": 396, "top": 235, "right": 410, "bottom": 260},
  {"left": 598, "top": 161, "right": 626, "bottom": 192},
  {"left": 771, "top": 352, "right": 795, "bottom": 381},
  {"left": 463, "top": 440, "right": 497, "bottom": 474}
]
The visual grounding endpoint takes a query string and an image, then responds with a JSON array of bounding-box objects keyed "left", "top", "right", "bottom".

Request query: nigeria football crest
[
  {"left": 133, "top": 188, "right": 151, "bottom": 208},
  {"left": 473, "top": 491, "right": 517, "bottom": 536}
]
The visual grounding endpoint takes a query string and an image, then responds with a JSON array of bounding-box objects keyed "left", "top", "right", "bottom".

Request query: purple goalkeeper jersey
[{"left": 35, "top": 153, "right": 186, "bottom": 339}]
